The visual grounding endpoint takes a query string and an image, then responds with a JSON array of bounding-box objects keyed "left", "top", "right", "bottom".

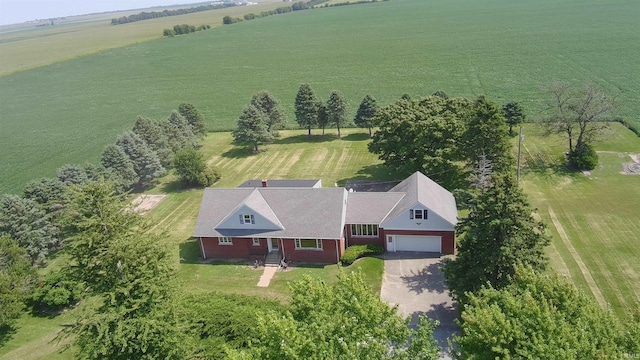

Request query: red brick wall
[
  {"left": 281, "top": 238, "right": 342, "bottom": 263},
  {"left": 345, "top": 224, "right": 384, "bottom": 247},
  {"left": 200, "top": 237, "right": 268, "bottom": 259},
  {"left": 381, "top": 229, "right": 456, "bottom": 255}
]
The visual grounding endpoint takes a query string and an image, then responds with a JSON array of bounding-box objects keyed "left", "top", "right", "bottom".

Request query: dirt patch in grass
[
  {"left": 624, "top": 153, "right": 640, "bottom": 175},
  {"left": 132, "top": 194, "right": 167, "bottom": 214}
]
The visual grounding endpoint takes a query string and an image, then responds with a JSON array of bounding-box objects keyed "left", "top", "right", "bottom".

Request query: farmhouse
[{"left": 193, "top": 171, "right": 457, "bottom": 263}]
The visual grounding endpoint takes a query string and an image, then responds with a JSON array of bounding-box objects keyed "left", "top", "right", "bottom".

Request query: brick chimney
[{"left": 261, "top": 179, "right": 268, "bottom": 187}]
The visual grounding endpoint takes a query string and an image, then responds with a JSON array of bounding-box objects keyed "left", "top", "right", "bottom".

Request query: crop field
[
  {"left": 517, "top": 122, "right": 640, "bottom": 318},
  {"left": 1, "top": 0, "right": 639, "bottom": 194},
  {"left": 0, "top": 0, "right": 284, "bottom": 75}
]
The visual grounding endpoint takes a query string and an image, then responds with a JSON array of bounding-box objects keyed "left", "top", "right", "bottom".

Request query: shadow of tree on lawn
[
  {"left": 0, "top": 325, "right": 17, "bottom": 349},
  {"left": 179, "top": 237, "right": 201, "bottom": 264}
]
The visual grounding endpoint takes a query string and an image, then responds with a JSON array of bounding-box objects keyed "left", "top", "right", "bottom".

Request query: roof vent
[{"left": 261, "top": 179, "right": 268, "bottom": 187}]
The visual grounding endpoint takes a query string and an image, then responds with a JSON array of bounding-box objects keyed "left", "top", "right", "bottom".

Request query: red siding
[
  {"left": 280, "top": 238, "right": 343, "bottom": 263},
  {"left": 200, "top": 237, "right": 268, "bottom": 259},
  {"left": 345, "top": 224, "right": 384, "bottom": 247},
  {"left": 381, "top": 229, "right": 455, "bottom": 255}
]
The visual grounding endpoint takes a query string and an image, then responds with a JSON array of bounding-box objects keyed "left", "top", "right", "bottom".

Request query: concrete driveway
[{"left": 380, "top": 252, "right": 458, "bottom": 359}]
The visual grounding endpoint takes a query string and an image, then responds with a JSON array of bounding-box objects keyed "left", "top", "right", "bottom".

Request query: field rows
[{"left": 519, "top": 124, "right": 640, "bottom": 317}]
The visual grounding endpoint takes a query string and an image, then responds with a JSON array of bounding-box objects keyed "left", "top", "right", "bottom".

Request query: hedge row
[{"left": 340, "top": 244, "right": 384, "bottom": 265}]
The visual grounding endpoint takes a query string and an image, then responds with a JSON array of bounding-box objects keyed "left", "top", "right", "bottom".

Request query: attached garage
[{"left": 389, "top": 235, "right": 441, "bottom": 253}]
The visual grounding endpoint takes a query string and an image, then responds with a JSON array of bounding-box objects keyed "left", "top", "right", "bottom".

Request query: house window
[
  {"left": 240, "top": 214, "right": 255, "bottom": 224},
  {"left": 351, "top": 224, "right": 379, "bottom": 237},
  {"left": 219, "top": 237, "right": 232, "bottom": 245},
  {"left": 410, "top": 209, "right": 428, "bottom": 220},
  {"left": 252, "top": 238, "right": 260, "bottom": 246},
  {"left": 295, "top": 239, "right": 322, "bottom": 250}
]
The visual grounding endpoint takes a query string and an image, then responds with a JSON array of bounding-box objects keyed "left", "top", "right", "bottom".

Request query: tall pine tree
[
  {"left": 354, "top": 94, "right": 378, "bottom": 137},
  {"left": 294, "top": 84, "right": 319, "bottom": 137}
]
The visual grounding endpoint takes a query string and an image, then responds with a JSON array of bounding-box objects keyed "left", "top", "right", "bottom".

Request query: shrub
[
  {"left": 29, "top": 271, "right": 83, "bottom": 313},
  {"left": 341, "top": 244, "right": 383, "bottom": 265},
  {"left": 570, "top": 142, "right": 599, "bottom": 170},
  {"left": 198, "top": 166, "right": 221, "bottom": 187}
]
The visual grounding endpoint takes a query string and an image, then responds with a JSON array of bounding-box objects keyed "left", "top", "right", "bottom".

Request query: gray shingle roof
[
  {"left": 383, "top": 171, "right": 457, "bottom": 226},
  {"left": 237, "top": 179, "right": 321, "bottom": 188},
  {"left": 193, "top": 187, "right": 346, "bottom": 239},
  {"left": 345, "top": 192, "right": 404, "bottom": 224}
]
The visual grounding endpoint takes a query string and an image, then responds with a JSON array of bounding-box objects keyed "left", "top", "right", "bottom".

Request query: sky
[{"left": 0, "top": 0, "right": 204, "bottom": 25}]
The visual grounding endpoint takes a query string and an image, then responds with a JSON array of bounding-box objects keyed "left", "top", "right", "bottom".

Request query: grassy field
[
  {"left": 1, "top": 0, "right": 639, "bottom": 194},
  {"left": 517, "top": 122, "right": 640, "bottom": 318}
]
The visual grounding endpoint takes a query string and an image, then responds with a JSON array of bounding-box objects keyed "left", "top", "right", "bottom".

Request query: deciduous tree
[
  {"left": 294, "top": 84, "right": 319, "bottom": 137},
  {"left": 173, "top": 147, "right": 219, "bottom": 186},
  {"left": 354, "top": 94, "right": 378, "bottom": 137},
  {"left": 232, "top": 105, "right": 272, "bottom": 152},
  {"left": 0, "top": 236, "right": 37, "bottom": 329},
  {"left": 543, "top": 81, "right": 612, "bottom": 153},
  {"left": 0, "top": 195, "right": 59, "bottom": 263},
  {"left": 443, "top": 173, "right": 550, "bottom": 303},
  {"left": 233, "top": 271, "right": 440, "bottom": 359},
  {"left": 453, "top": 267, "right": 633, "bottom": 359},
  {"left": 326, "top": 90, "right": 348, "bottom": 138},
  {"left": 368, "top": 95, "right": 471, "bottom": 190},
  {"left": 251, "top": 91, "right": 286, "bottom": 137}
]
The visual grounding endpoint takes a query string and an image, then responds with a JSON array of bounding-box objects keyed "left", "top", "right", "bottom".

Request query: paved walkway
[
  {"left": 380, "top": 253, "right": 458, "bottom": 360},
  {"left": 257, "top": 265, "right": 278, "bottom": 287}
]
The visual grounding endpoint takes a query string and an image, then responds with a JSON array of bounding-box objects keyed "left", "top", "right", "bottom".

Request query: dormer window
[
  {"left": 410, "top": 209, "right": 428, "bottom": 220},
  {"left": 240, "top": 214, "right": 255, "bottom": 224}
]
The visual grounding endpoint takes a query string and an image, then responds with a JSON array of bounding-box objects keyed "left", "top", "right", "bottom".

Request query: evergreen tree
[
  {"left": 443, "top": 172, "right": 550, "bottom": 303},
  {"left": 164, "top": 110, "right": 197, "bottom": 153},
  {"left": 115, "top": 131, "right": 166, "bottom": 186},
  {"left": 354, "top": 94, "right": 378, "bottom": 137},
  {"left": 461, "top": 96, "right": 513, "bottom": 173},
  {"left": 22, "top": 177, "right": 70, "bottom": 214},
  {"left": 61, "top": 182, "right": 184, "bottom": 359},
  {"left": 56, "top": 164, "right": 88, "bottom": 185},
  {"left": 501, "top": 101, "right": 526, "bottom": 136},
  {"left": 232, "top": 105, "right": 272, "bottom": 152},
  {"left": 178, "top": 102, "right": 207, "bottom": 138},
  {"left": 250, "top": 91, "right": 286, "bottom": 137},
  {"left": 0, "top": 195, "right": 59, "bottom": 263},
  {"left": 132, "top": 116, "right": 173, "bottom": 167},
  {"left": 294, "top": 84, "right": 319, "bottom": 137},
  {"left": 326, "top": 90, "right": 348, "bottom": 138},
  {"left": 101, "top": 144, "right": 139, "bottom": 189},
  {"left": 317, "top": 102, "right": 329, "bottom": 136}
]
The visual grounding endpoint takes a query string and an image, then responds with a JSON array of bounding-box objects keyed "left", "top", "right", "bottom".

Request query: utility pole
[{"left": 517, "top": 126, "right": 524, "bottom": 181}]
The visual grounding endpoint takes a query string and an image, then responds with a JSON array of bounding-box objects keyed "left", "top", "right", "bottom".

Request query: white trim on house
[{"left": 295, "top": 238, "right": 323, "bottom": 250}]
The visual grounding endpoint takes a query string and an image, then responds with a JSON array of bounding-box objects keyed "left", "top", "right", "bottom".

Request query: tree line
[
  {"left": 163, "top": 24, "right": 211, "bottom": 37},
  {"left": 223, "top": 0, "right": 331, "bottom": 25},
  {"left": 0, "top": 103, "right": 217, "bottom": 332},
  {"left": 111, "top": 3, "right": 236, "bottom": 25}
]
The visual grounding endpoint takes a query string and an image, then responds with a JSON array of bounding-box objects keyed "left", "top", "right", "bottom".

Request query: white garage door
[{"left": 393, "top": 235, "right": 441, "bottom": 253}]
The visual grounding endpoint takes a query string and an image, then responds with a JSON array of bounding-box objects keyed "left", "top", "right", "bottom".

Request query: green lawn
[
  {"left": 517, "top": 122, "right": 640, "bottom": 318},
  {"left": 2, "top": 0, "right": 639, "bottom": 194}
]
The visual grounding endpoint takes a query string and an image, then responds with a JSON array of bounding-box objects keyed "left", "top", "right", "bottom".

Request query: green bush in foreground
[
  {"left": 341, "top": 244, "right": 383, "bottom": 265},
  {"left": 29, "top": 270, "right": 83, "bottom": 313},
  {"left": 570, "top": 142, "right": 599, "bottom": 170}
]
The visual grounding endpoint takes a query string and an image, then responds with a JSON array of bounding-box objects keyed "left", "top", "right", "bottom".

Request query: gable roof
[
  {"left": 345, "top": 192, "right": 404, "bottom": 224},
  {"left": 215, "top": 189, "right": 283, "bottom": 230},
  {"left": 382, "top": 171, "right": 457, "bottom": 226},
  {"left": 193, "top": 187, "right": 346, "bottom": 239}
]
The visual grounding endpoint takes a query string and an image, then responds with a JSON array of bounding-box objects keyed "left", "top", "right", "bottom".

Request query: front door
[{"left": 267, "top": 238, "right": 279, "bottom": 252}]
